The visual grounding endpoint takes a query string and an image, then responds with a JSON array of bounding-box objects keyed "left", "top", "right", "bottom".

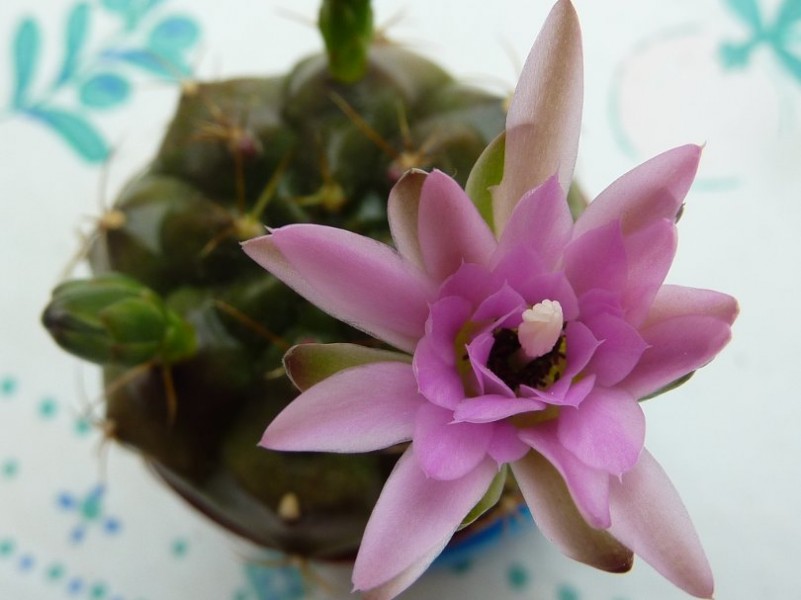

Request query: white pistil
[{"left": 518, "top": 300, "right": 563, "bottom": 359}]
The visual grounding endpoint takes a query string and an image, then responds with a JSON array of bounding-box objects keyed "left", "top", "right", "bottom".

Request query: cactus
[{"left": 43, "top": 1, "right": 507, "bottom": 560}]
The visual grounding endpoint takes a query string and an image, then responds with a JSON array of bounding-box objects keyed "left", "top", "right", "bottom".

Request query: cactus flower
[{"left": 243, "top": 1, "right": 737, "bottom": 599}]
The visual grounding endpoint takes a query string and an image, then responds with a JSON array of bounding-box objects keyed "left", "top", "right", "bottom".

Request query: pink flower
[{"left": 243, "top": 2, "right": 737, "bottom": 599}]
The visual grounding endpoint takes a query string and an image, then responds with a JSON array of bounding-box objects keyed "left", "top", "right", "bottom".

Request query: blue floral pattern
[{"left": 3, "top": 0, "right": 200, "bottom": 162}]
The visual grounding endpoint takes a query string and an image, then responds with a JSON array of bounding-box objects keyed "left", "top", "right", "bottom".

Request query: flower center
[{"left": 487, "top": 301, "right": 566, "bottom": 392}]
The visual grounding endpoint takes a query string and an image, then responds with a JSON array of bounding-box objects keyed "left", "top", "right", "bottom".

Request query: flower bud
[{"left": 42, "top": 274, "right": 196, "bottom": 366}]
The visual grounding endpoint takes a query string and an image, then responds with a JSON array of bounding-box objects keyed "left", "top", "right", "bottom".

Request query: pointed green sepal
[
  {"left": 283, "top": 342, "right": 411, "bottom": 391},
  {"left": 458, "top": 465, "right": 508, "bottom": 531},
  {"left": 465, "top": 131, "right": 505, "bottom": 230},
  {"left": 639, "top": 371, "right": 695, "bottom": 402}
]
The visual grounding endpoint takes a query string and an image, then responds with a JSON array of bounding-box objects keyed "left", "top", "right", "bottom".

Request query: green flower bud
[
  {"left": 319, "top": 0, "right": 374, "bottom": 83},
  {"left": 42, "top": 274, "right": 197, "bottom": 366}
]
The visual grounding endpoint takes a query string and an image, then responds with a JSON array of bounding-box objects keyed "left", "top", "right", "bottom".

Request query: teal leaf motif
[
  {"left": 776, "top": 0, "right": 801, "bottom": 31},
  {"left": 79, "top": 73, "right": 130, "bottom": 108},
  {"left": 724, "top": 0, "right": 763, "bottom": 29},
  {"left": 54, "top": 2, "right": 91, "bottom": 88},
  {"left": 101, "top": 0, "right": 165, "bottom": 31},
  {"left": 26, "top": 107, "right": 109, "bottom": 162},
  {"left": 12, "top": 18, "right": 41, "bottom": 108},
  {"left": 102, "top": 48, "right": 184, "bottom": 78},
  {"left": 148, "top": 16, "right": 199, "bottom": 53}
]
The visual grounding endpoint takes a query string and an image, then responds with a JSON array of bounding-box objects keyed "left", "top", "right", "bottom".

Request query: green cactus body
[{"left": 44, "top": 33, "right": 507, "bottom": 559}]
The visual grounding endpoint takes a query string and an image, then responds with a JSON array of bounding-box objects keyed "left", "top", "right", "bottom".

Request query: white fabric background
[{"left": 1, "top": 0, "right": 798, "bottom": 598}]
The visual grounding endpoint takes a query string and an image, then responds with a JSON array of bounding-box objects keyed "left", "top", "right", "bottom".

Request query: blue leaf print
[
  {"left": 79, "top": 73, "right": 131, "bottom": 108},
  {"left": 776, "top": 0, "right": 801, "bottom": 31},
  {"left": 11, "top": 18, "right": 41, "bottom": 108},
  {"left": 148, "top": 15, "right": 199, "bottom": 53},
  {"left": 775, "top": 45, "right": 801, "bottom": 79},
  {"left": 101, "top": 0, "right": 166, "bottom": 31},
  {"left": 54, "top": 2, "right": 91, "bottom": 88},
  {"left": 102, "top": 47, "right": 185, "bottom": 78},
  {"left": 724, "top": 0, "right": 763, "bottom": 29},
  {"left": 25, "top": 107, "right": 109, "bottom": 162}
]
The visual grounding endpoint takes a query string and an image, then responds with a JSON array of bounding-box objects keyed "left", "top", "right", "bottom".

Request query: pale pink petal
[
  {"left": 453, "top": 396, "right": 547, "bottom": 423},
  {"left": 414, "top": 403, "right": 493, "bottom": 480},
  {"left": 353, "top": 449, "right": 498, "bottom": 591},
  {"left": 418, "top": 170, "right": 497, "bottom": 280},
  {"left": 620, "top": 314, "right": 734, "bottom": 400},
  {"left": 609, "top": 449, "right": 714, "bottom": 598},
  {"left": 573, "top": 144, "right": 702, "bottom": 238},
  {"left": 557, "top": 388, "right": 645, "bottom": 476},
  {"left": 496, "top": 176, "right": 573, "bottom": 269},
  {"left": 243, "top": 226, "right": 435, "bottom": 353},
  {"left": 512, "top": 452, "right": 633, "bottom": 572},
  {"left": 361, "top": 536, "right": 451, "bottom": 600},
  {"left": 387, "top": 169, "right": 427, "bottom": 269},
  {"left": 621, "top": 218, "right": 678, "bottom": 324},
  {"left": 493, "top": 0, "right": 583, "bottom": 233},
  {"left": 564, "top": 221, "right": 628, "bottom": 297},
  {"left": 519, "top": 423, "right": 611, "bottom": 528},
  {"left": 261, "top": 362, "right": 422, "bottom": 452},
  {"left": 580, "top": 312, "right": 648, "bottom": 387},
  {"left": 643, "top": 284, "right": 739, "bottom": 327}
]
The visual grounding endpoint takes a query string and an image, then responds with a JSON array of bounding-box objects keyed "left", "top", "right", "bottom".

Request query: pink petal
[
  {"left": 438, "top": 262, "right": 503, "bottom": 309},
  {"left": 643, "top": 284, "right": 739, "bottom": 328},
  {"left": 564, "top": 320, "right": 602, "bottom": 377},
  {"left": 557, "top": 388, "right": 645, "bottom": 476},
  {"left": 511, "top": 452, "right": 633, "bottom": 572},
  {"left": 260, "top": 362, "right": 422, "bottom": 452},
  {"left": 414, "top": 403, "right": 494, "bottom": 480},
  {"left": 418, "top": 170, "right": 497, "bottom": 280},
  {"left": 573, "top": 144, "right": 702, "bottom": 238},
  {"left": 414, "top": 296, "right": 473, "bottom": 410},
  {"left": 487, "top": 422, "right": 530, "bottom": 464},
  {"left": 564, "top": 221, "right": 628, "bottom": 298},
  {"left": 242, "top": 225, "right": 435, "bottom": 353},
  {"left": 527, "top": 373, "right": 595, "bottom": 408},
  {"left": 471, "top": 282, "right": 526, "bottom": 324},
  {"left": 466, "top": 332, "right": 515, "bottom": 397},
  {"left": 353, "top": 448, "right": 498, "bottom": 591},
  {"left": 493, "top": 0, "right": 583, "bottom": 233},
  {"left": 621, "top": 218, "right": 678, "bottom": 324},
  {"left": 453, "top": 396, "right": 547, "bottom": 424},
  {"left": 580, "top": 311, "right": 648, "bottom": 386},
  {"left": 620, "top": 314, "right": 734, "bottom": 400},
  {"left": 387, "top": 169, "right": 427, "bottom": 269},
  {"left": 496, "top": 176, "right": 574, "bottom": 269},
  {"left": 609, "top": 449, "right": 714, "bottom": 598},
  {"left": 519, "top": 423, "right": 611, "bottom": 528}
]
